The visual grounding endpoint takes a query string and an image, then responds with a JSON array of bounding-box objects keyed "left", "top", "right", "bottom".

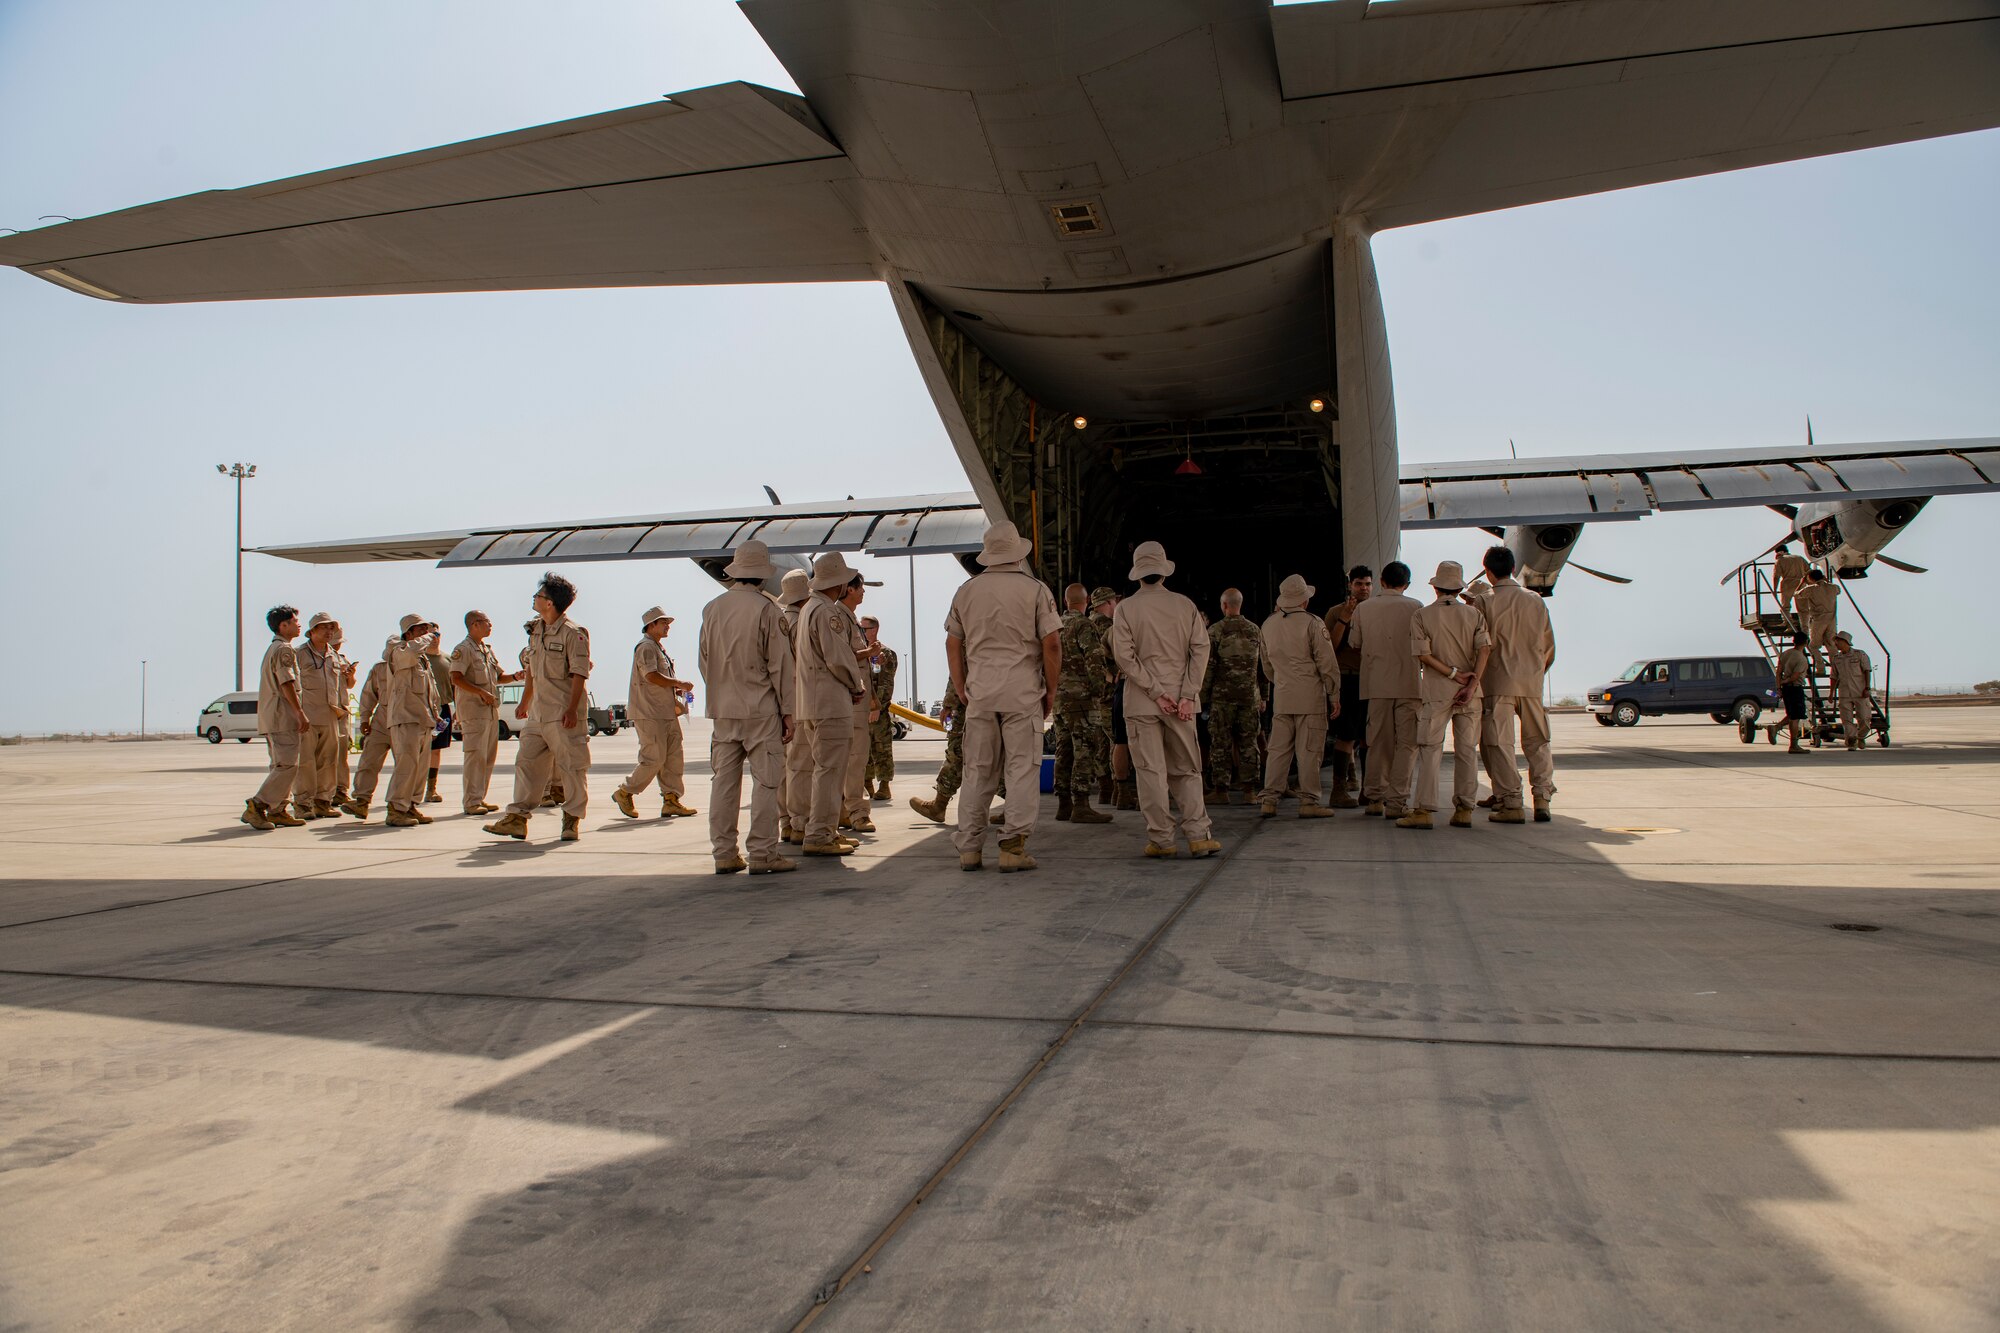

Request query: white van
[{"left": 197, "top": 692, "right": 262, "bottom": 744}]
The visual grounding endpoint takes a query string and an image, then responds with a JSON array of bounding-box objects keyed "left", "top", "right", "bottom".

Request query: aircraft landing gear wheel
[{"left": 1612, "top": 701, "right": 1640, "bottom": 728}]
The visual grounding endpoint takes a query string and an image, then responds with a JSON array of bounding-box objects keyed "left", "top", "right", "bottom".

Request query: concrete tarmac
[{"left": 0, "top": 713, "right": 1995, "bottom": 1330}]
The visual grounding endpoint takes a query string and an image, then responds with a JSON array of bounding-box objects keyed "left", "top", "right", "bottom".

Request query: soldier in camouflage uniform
[
  {"left": 862, "top": 617, "right": 899, "bottom": 801},
  {"left": 1202, "top": 588, "right": 1265, "bottom": 803},
  {"left": 908, "top": 677, "right": 964, "bottom": 822},
  {"left": 1054, "top": 585, "right": 1117, "bottom": 823}
]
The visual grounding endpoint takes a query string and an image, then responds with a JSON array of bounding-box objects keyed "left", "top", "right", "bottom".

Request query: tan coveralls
[
  {"left": 330, "top": 647, "right": 355, "bottom": 799},
  {"left": 842, "top": 630, "right": 872, "bottom": 825},
  {"left": 382, "top": 635, "right": 441, "bottom": 816},
  {"left": 1110, "top": 583, "right": 1214, "bottom": 846},
  {"left": 297, "top": 641, "right": 342, "bottom": 808},
  {"left": 449, "top": 635, "right": 504, "bottom": 813},
  {"left": 780, "top": 600, "right": 811, "bottom": 832},
  {"left": 506, "top": 615, "right": 592, "bottom": 819},
  {"left": 350, "top": 663, "right": 393, "bottom": 806},
  {"left": 252, "top": 636, "right": 303, "bottom": 811},
  {"left": 1772, "top": 551, "right": 1809, "bottom": 625},
  {"left": 1257, "top": 608, "right": 1339, "bottom": 806},
  {"left": 623, "top": 636, "right": 686, "bottom": 801},
  {"left": 1831, "top": 645, "right": 1873, "bottom": 744},
  {"left": 794, "top": 592, "right": 868, "bottom": 845},
  {"left": 1410, "top": 600, "right": 1489, "bottom": 813},
  {"left": 700, "top": 584, "right": 793, "bottom": 863},
  {"left": 1478, "top": 578, "right": 1557, "bottom": 810},
  {"left": 945, "top": 564, "right": 1060, "bottom": 852},
  {"left": 1348, "top": 591, "right": 1423, "bottom": 814},
  {"left": 1795, "top": 582, "right": 1839, "bottom": 673}
]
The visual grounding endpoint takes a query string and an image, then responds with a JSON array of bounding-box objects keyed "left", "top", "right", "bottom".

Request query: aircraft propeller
[{"left": 1875, "top": 554, "right": 1928, "bottom": 574}]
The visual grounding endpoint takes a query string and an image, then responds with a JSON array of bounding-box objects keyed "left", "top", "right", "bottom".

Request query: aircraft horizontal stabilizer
[{"left": 0, "top": 83, "right": 870, "bottom": 303}]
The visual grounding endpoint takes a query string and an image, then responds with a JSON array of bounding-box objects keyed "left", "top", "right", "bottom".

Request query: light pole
[
  {"left": 140, "top": 660, "right": 147, "bottom": 738},
  {"left": 216, "top": 463, "right": 256, "bottom": 690},
  {"left": 908, "top": 560, "right": 918, "bottom": 708}
]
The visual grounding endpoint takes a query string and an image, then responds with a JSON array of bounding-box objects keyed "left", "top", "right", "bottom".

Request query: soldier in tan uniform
[
  {"left": 616, "top": 608, "right": 698, "bottom": 820},
  {"left": 1322, "top": 566, "right": 1372, "bottom": 806},
  {"left": 295, "top": 612, "right": 343, "bottom": 819},
  {"left": 795, "top": 554, "right": 871, "bottom": 856},
  {"left": 840, "top": 605, "right": 876, "bottom": 836},
  {"left": 945, "top": 521, "right": 1061, "bottom": 872},
  {"left": 448, "top": 610, "right": 518, "bottom": 816},
  {"left": 486, "top": 573, "right": 593, "bottom": 842},
  {"left": 1257, "top": 574, "right": 1340, "bottom": 820},
  {"left": 1475, "top": 545, "right": 1558, "bottom": 823},
  {"left": 1110, "top": 541, "right": 1220, "bottom": 859},
  {"left": 778, "top": 569, "right": 813, "bottom": 844},
  {"left": 700, "top": 540, "right": 797, "bottom": 874},
  {"left": 1771, "top": 543, "right": 1810, "bottom": 628},
  {"left": 1403, "top": 561, "right": 1491, "bottom": 830},
  {"left": 381, "top": 614, "right": 443, "bottom": 828},
  {"left": 341, "top": 658, "right": 394, "bottom": 819},
  {"left": 1347, "top": 561, "right": 1423, "bottom": 818},
  {"left": 1830, "top": 630, "right": 1875, "bottom": 749},
  {"left": 243, "top": 605, "right": 309, "bottom": 829},
  {"left": 328, "top": 623, "right": 357, "bottom": 805},
  {"left": 1795, "top": 569, "right": 1839, "bottom": 675}
]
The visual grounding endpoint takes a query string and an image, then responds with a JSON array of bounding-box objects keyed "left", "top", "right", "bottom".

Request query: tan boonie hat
[
  {"left": 1834, "top": 629, "right": 1853, "bottom": 642},
  {"left": 976, "top": 519, "right": 1034, "bottom": 567},
  {"left": 780, "top": 569, "right": 811, "bottom": 604},
  {"left": 1275, "top": 574, "right": 1314, "bottom": 610},
  {"left": 640, "top": 605, "right": 671, "bottom": 629},
  {"left": 307, "top": 611, "right": 335, "bottom": 630},
  {"left": 724, "top": 539, "right": 778, "bottom": 581},
  {"left": 1430, "top": 560, "right": 1467, "bottom": 591},
  {"left": 1088, "top": 585, "right": 1118, "bottom": 608},
  {"left": 1128, "top": 541, "right": 1174, "bottom": 581},
  {"left": 398, "top": 613, "right": 430, "bottom": 635},
  {"left": 810, "top": 551, "right": 860, "bottom": 592}
]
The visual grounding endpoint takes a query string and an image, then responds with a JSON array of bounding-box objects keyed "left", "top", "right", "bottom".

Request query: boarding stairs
[{"left": 1734, "top": 559, "right": 1892, "bottom": 746}]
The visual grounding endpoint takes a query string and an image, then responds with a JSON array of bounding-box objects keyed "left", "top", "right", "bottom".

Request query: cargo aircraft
[{"left": 6, "top": 0, "right": 1999, "bottom": 605}]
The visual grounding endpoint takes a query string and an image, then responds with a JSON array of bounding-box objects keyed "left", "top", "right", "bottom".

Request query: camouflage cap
[{"left": 1088, "top": 586, "right": 1118, "bottom": 608}]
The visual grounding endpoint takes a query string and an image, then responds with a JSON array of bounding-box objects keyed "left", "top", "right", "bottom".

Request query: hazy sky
[{"left": 2, "top": 1, "right": 1996, "bottom": 734}]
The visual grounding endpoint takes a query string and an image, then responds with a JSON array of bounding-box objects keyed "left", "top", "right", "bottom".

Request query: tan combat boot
[
  {"left": 1395, "top": 809, "right": 1433, "bottom": 831},
  {"left": 1115, "top": 781, "right": 1140, "bottom": 811},
  {"left": 1489, "top": 806, "right": 1527, "bottom": 825},
  {"left": 1298, "top": 803, "right": 1336, "bottom": 819},
  {"left": 662, "top": 793, "right": 697, "bottom": 818},
  {"left": 1533, "top": 800, "right": 1552, "bottom": 824},
  {"left": 291, "top": 799, "right": 318, "bottom": 821},
  {"left": 748, "top": 855, "right": 796, "bottom": 875},
  {"left": 1070, "top": 793, "right": 1112, "bottom": 825},
  {"left": 714, "top": 854, "right": 747, "bottom": 875},
  {"left": 908, "top": 793, "right": 948, "bottom": 824},
  {"left": 875, "top": 782, "right": 890, "bottom": 803},
  {"left": 847, "top": 814, "right": 877, "bottom": 834},
  {"left": 412, "top": 807, "right": 434, "bottom": 824},
  {"left": 1330, "top": 789, "right": 1360, "bottom": 809},
  {"left": 997, "top": 835, "right": 1036, "bottom": 872},
  {"left": 340, "top": 797, "right": 369, "bottom": 820},
  {"left": 1449, "top": 808, "right": 1473, "bottom": 829},
  {"left": 1143, "top": 841, "right": 1177, "bottom": 858},
  {"left": 241, "top": 799, "right": 276, "bottom": 831},
  {"left": 803, "top": 840, "right": 852, "bottom": 857},
  {"left": 612, "top": 787, "right": 638, "bottom": 818},
  {"left": 560, "top": 815, "right": 581, "bottom": 842},
  {"left": 781, "top": 824, "right": 805, "bottom": 845},
  {"left": 1187, "top": 837, "right": 1222, "bottom": 858},
  {"left": 1260, "top": 798, "right": 1279, "bottom": 819},
  {"left": 386, "top": 808, "right": 421, "bottom": 828},
  {"left": 1363, "top": 801, "right": 1385, "bottom": 817},
  {"left": 484, "top": 812, "right": 529, "bottom": 840},
  {"left": 312, "top": 800, "right": 339, "bottom": 819},
  {"left": 266, "top": 802, "right": 306, "bottom": 827},
  {"left": 959, "top": 847, "right": 983, "bottom": 871},
  {"left": 424, "top": 773, "right": 443, "bottom": 804}
]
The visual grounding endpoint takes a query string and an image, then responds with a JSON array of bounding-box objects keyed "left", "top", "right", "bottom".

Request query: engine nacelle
[
  {"left": 1796, "top": 496, "right": 1929, "bottom": 576},
  {"left": 1505, "top": 523, "right": 1580, "bottom": 597}
]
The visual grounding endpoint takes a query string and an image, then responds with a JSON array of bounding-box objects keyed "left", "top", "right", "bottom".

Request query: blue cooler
[{"left": 1040, "top": 755, "right": 1055, "bottom": 792}]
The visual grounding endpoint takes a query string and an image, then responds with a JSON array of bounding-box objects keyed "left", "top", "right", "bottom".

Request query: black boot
[{"left": 1056, "top": 789, "right": 1073, "bottom": 822}]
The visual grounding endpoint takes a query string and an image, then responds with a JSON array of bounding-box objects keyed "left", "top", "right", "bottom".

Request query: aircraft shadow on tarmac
[{"left": 6, "top": 745, "right": 1998, "bottom": 1328}]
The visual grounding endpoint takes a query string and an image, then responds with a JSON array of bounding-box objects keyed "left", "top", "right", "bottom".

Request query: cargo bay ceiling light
[
  {"left": 1309, "top": 397, "right": 1326, "bottom": 413},
  {"left": 1071, "top": 415, "right": 1088, "bottom": 431}
]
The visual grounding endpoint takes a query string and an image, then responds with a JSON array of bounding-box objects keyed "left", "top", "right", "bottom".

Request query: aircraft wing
[
  {"left": 1398, "top": 437, "right": 2000, "bottom": 529},
  {"left": 255, "top": 493, "right": 988, "bottom": 573},
  {"left": 0, "top": 82, "right": 872, "bottom": 303},
  {"left": 1275, "top": 1, "right": 2000, "bottom": 229}
]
